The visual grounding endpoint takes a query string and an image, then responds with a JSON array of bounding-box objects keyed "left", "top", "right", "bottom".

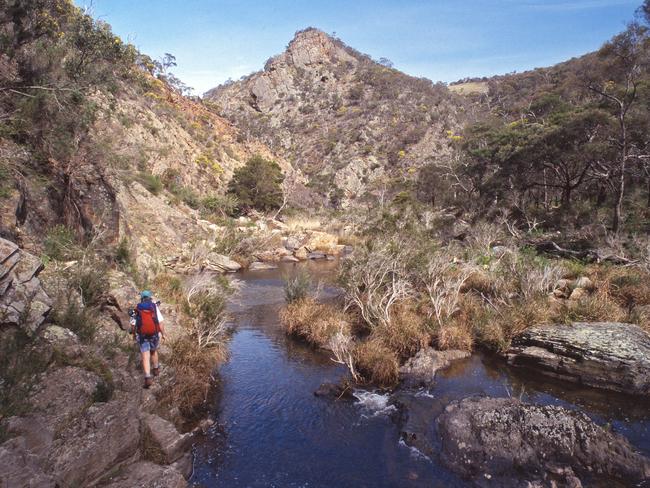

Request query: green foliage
[
  {"left": 0, "top": 0, "right": 139, "bottom": 168},
  {"left": 227, "top": 155, "right": 284, "bottom": 212},
  {"left": 51, "top": 300, "right": 97, "bottom": 343},
  {"left": 115, "top": 238, "right": 131, "bottom": 266},
  {"left": 92, "top": 379, "right": 114, "bottom": 403},
  {"left": 200, "top": 193, "right": 239, "bottom": 219},
  {"left": 284, "top": 271, "right": 311, "bottom": 303},
  {"left": 44, "top": 225, "right": 78, "bottom": 261},
  {"left": 0, "top": 164, "right": 11, "bottom": 198},
  {"left": 71, "top": 264, "right": 109, "bottom": 308},
  {"left": 193, "top": 290, "right": 227, "bottom": 327},
  {"left": 173, "top": 186, "right": 200, "bottom": 209},
  {"left": 136, "top": 172, "right": 163, "bottom": 195},
  {"left": 0, "top": 329, "right": 49, "bottom": 419}
]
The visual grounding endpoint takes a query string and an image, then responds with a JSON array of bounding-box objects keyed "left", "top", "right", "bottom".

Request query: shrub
[
  {"left": 44, "top": 225, "right": 78, "bottom": 261},
  {"left": 172, "top": 186, "right": 200, "bottom": 209},
  {"left": 227, "top": 155, "right": 284, "bottom": 212},
  {"left": 200, "top": 193, "right": 239, "bottom": 219},
  {"left": 92, "top": 379, "right": 114, "bottom": 403},
  {"left": 0, "top": 163, "right": 11, "bottom": 198},
  {"left": 115, "top": 238, "right": 131, "bottom": 266},
  {"left": 340, "top": 241, "right": 414, "bottom": 330},
  {"left": 158, "top": 335, "right": 226, "bottom": 420},
  {"left": 70, "top": 264, "right": 109, "bottom": 308},
  {"left": 353, "top": 339, "right": 399, "bottom": 386},
  {"left": 153, "top": 273, "right": 184, "bottom": 304},
  {"left": 374, "top": 305, "right": 430, "bottom": 360},
  {"left": 51, "top": 300, "right": 97, "bottom": 343},
  {"left": 0, "top": 329, "right": 49, "bottom": 418},
  {"left": 184, "top": 274, "right": 230, "bottom": 348},
  {"left": 280, "top": 298, "right": 350, "bottom": 347},
  {"left": 284, "top": 271, "right": 311, "bottom": 303},
  {"left": 136, "top": 172, "right": 163, "bottom": 195}
]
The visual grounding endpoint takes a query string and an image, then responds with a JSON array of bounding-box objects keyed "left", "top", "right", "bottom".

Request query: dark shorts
[{"left": 138, "top": 334, "right": 159, "bottom": 353}]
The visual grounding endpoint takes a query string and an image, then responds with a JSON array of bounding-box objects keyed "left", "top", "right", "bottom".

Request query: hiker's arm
[{"left": 159, "top": 322, "right": 166, "bottom": 341}]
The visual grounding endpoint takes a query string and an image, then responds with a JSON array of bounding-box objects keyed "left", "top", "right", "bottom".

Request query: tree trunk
[{"left": 612, "top": 113, "right": 627, "bottom": 235}]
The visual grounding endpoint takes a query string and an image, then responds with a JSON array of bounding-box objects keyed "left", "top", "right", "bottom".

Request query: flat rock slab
[
  {"left": 437, "top": 396, "right": 650, "bottom": 487},
  {"left": 142, "top": 413, "right": 192, "bottom": 464},
  {"left": 399, "top": 348, "right": 470, "bottom": 387},
  {"left": 248, "top": 261, "right": 278, "bottom": 271},
  {"left": 102, "top": 461, "right": 187, "bottom": 488},
  {"left": 506, "top": 322, "right": 650, "bottom": 396},
  {"left": 49, "top": 399, "right": 140, "bottom": 487},
  {"left": 0, "top": 437, "right": 56, "bottom": 488}
]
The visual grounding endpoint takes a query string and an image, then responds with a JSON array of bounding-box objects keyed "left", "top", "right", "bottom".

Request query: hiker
[{"left": 132, "top": 290, "right": 166, "bottom": 388}]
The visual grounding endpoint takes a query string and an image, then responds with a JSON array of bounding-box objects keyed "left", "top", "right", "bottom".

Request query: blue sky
[{"left": 76, "top": 0, "right": 640, "bottom": 95}]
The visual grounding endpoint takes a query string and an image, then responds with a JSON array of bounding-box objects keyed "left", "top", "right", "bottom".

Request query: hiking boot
[
  {"left": 144, "top": 376, "right": 153, "bottom": 389},
  {"left": 152, "top": 366, "right": 160, "bottom": 377}
]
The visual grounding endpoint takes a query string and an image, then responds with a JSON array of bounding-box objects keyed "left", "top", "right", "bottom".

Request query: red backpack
[{"left": 136, "top": 301, "right": 159, "bottom": 336}]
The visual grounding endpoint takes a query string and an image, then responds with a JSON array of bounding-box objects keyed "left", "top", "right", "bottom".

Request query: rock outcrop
[
  {"left": 313, "top": 382, "right": 354, "bottom": 400},
  {"left": 506, "top": 322, "right": 650, "bottom": 396},
  {"left": 437, "top": 396, "right": 650, "bottom": 487},
  {"left": 206, "top": 28, "right": 460, "bottom": 207},
  {"left": 399, "top": 347, "right": 470, "bottom": 387},
  {"left": 0, "top": 237, "right": 51, "bottom": 334}
]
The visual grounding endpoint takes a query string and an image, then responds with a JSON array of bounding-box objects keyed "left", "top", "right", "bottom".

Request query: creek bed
[{"left": 190, "top": 261, "right": 650, "bottom": 488}]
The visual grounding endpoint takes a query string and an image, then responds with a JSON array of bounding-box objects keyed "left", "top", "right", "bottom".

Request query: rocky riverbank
[{"left": 0, "top": 238, "right": 203, "bottom": 487}]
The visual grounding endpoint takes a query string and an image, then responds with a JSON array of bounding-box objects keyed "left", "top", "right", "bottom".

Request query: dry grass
[
  {"left": 374, "top": 305, "right": 430, "bottom": 360},
  {"left": 461, "top": 270, "right": 496, "bottom": 296},
  {"left": 436, "top": 323, "right": 474, "bottom": 351},
  {"left": 280, "top": 298, "right": 350, "bottom": 348},
  {"left": 555, "top": 290, "right": 626, "bottom": 324},
  {"left": 448, "top": 81, "right": 489, "bottom": 95},
  {"left": 153, "top": 272, "right": 184, "bottom": 304},
  {"left": 591, "top": 266, "right": 650, "bottom": 314},
  {"left": 353, "top": 339, "right": 399, "bottom": 386},
  {"left": 285, "top": 215, "right": 322, "bottom": 232},
  {"left": 158, "top": 336, "right": 226, "bottom": 420}
]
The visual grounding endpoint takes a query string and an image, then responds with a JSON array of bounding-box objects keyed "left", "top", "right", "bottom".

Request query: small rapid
[{"left": 191, "top": 261, "right": 650, "bottom": 488}]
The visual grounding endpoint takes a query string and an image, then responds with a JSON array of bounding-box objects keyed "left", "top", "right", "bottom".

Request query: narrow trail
[{"left": 190, "top": 261, "right": 650, "bottom": 488}]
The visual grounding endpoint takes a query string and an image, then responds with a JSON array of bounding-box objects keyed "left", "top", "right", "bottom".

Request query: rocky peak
[
  {"left": 206, "top": 27, "right": 459, "bottom": 208},
  {"left": 269, "top": 28, "right": 356, "bottom": 70}
]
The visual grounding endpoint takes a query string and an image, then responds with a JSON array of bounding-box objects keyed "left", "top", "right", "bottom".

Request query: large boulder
[
  {"left": 0, "top": 237, "right": 51, "bottom": 334},
  {"left": 203, "top": 252, "right": 241, "bottom": 273},
  {"left": 506, "top": 322, "right": 650, "bottom": 396},
  {"left": 437, "top": 396, "right": 650, "bottom": 487},
  {"left": 399, "top": 347, "right": 470, "bottom": 387}
]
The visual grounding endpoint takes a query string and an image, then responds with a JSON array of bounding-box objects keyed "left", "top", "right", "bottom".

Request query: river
[{"left": 190, "top": 261, "right": 650, "bottom": 488}]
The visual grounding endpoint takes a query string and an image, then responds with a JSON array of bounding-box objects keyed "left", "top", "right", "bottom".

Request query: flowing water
[{"left": 191, "top": 261, "right": 650, "bottom": 488}]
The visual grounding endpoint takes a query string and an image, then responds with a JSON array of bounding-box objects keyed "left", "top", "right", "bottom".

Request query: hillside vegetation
[
  {"left": 206, "top": 28, "right": 469, "bottom": 208},
  {"left": 1, "top": 1, "right": 650, "bottom": 486}
]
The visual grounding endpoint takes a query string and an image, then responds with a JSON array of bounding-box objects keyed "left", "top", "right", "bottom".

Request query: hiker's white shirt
[{"left": 155, "top": 302, "right": 164, "bottom": 323}]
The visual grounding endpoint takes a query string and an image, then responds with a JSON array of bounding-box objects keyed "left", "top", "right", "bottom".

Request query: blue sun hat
[{"left": 140, "top": 290, "right": 153, "bottom": 299}]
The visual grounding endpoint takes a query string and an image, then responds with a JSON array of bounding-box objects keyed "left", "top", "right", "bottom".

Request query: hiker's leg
[
  {"left": 151, "top": 349, "right": 159, "bottom": 369},
  {"left": 141, "top": 350, "right": 151, "bottom": 376}
]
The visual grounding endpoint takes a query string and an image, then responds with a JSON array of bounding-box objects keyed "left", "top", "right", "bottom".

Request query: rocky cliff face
[
  {"left": 0, "top": 76, "right": 294, "bottom": 271},
  {"left": 206, "top": 28, "right": 467, "bottom": 207}
]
